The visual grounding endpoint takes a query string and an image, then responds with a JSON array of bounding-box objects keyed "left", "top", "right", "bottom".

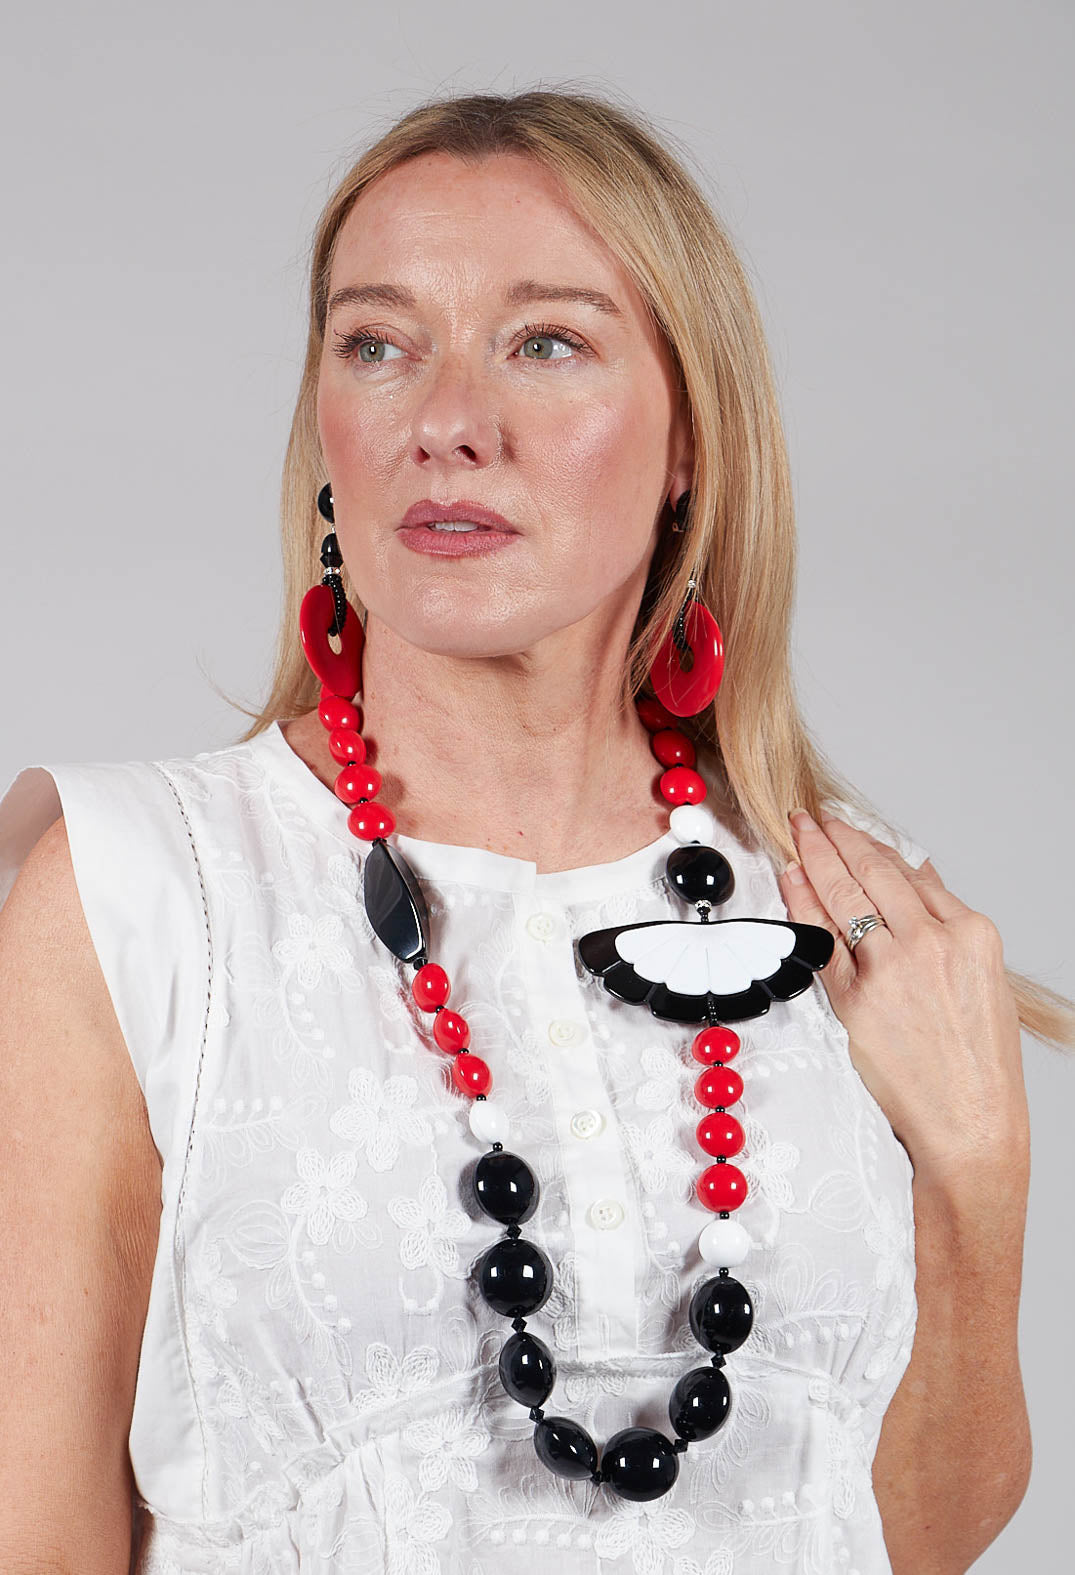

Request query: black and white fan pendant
[
  {"left": 361, "top": 835, "right": 834, "bottom": 1029},
  {"left": 578, "top": 841, "right": 835, "bottom": 1025}
]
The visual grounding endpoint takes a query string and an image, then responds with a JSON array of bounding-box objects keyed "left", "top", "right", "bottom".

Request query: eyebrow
[{"left": 326, "top": 279, "right": 624, "bottom": 320}]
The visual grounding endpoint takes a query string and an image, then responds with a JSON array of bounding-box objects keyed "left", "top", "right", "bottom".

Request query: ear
[{"left": 668, "top": 393, "right": 695, "bottom": 511}]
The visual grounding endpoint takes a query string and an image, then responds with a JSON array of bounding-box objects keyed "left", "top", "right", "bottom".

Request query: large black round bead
[
  {"left": 668, "top": 1364, "right": 732, "bottom": 1441},
  {"left": 534, "top": 1416, "right": 598, "bottom": 1480},
  {"left": 688, "top": 1275, "right": 754, "bottom": 1355},
  {"left": 498, "top": 1330, "right": 556, "bottom": 1409},
  {"left": 601, "top": 1427, "right": 680, "bottom": 1501},
  {"left": 478, "top": 1237, "right": 552, "bottom": 1318},
  {"left": 664, "top": 843, "right": 734, "bottom": 908},
  {"left": 473, "top": 1151, "right": 538, "bottom": 1225}
]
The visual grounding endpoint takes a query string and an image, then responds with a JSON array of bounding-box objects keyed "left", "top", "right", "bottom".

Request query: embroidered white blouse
[{"left": 0, "top": 719, "right": 928, "bottom": 1575}]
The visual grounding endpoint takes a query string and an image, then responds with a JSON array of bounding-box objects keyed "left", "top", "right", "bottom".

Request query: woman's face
[{"left": 316, "top": 151, "right": 692, "bottom": 661}]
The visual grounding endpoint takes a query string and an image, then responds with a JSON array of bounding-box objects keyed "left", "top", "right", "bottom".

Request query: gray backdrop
[{"left": 1, "top": 2, "right": 1071, "bottom": 1567}]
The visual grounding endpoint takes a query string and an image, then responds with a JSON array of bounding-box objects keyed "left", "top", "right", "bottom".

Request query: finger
[
  {"left": 797, "top": 812, "right": 934, "bottom": 943},
  {"left": 778, "top": 855, "right": 858, "bottom": 993}
]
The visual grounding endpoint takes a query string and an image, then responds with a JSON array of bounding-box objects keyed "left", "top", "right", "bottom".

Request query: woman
[{"left": 1, "top": 88, "right": 1071, "bottom": 1575}]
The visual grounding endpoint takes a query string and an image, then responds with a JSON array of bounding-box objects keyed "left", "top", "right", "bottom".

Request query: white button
[
  {"left": 569, "top": 1109, "right": 605, "bottom": 1140},
  {"left": 548, "top": 1018, "right": 586, "bottom": 1047},
  {"left": 587, "top": 1198, "right": 625, "bottom": 1231},
  {"left": 526, "top": 912, "right": 558, "bottom": 942}
]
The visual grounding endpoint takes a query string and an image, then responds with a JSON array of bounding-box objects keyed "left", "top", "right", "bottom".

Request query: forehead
[{"left": 329, "top": 151, "right": 645, "bottom": 314}]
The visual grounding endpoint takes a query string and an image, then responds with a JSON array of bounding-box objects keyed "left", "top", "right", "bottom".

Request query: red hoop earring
[{"left": 647, "top": 580, "right": 724, "bottom": 718}]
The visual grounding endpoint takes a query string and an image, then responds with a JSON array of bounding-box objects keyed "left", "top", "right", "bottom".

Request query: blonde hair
[{"left": 227, "top": 85, "right": 1074, "bottom": 1056}]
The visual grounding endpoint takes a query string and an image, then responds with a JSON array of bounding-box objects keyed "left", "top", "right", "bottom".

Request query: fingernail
[
  {"left": 789, "top": 808, "right": 814, "bottom": 831},
  {"left": 783, "top": 860, "right": 806, "bottom": 886}
]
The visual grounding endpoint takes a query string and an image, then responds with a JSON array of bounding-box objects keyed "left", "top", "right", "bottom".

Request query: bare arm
[
  {"left": 0, "top": 817, "right": 162, "bottom": 1573},
  {"left": 873, "top": 1153, "right": 1032, "bottom": 1574}
]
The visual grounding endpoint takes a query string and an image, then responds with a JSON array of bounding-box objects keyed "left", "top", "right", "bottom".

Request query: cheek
[{"left": 532, "top": 393, "right": 664, "bottom": 548}]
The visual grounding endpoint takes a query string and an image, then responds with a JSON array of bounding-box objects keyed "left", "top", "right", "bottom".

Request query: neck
[{"left": 290, "top": 611, "right": 678, "bottom": 875}]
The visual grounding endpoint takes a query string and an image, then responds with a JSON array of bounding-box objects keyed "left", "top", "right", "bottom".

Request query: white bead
[
  {"left": 469, "top": 1100, "right": 509, "bottom": 1145},
  {"left": 698, "top": 1217, "right": 752, "bottom": 1267},
  {"left": 669, "top": 803, "right": 715, "bottom": 844}
]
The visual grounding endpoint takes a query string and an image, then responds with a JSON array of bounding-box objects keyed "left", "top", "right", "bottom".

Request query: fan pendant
[{"left": 576, "top": 841, "right": 835, "bottom": 1024}]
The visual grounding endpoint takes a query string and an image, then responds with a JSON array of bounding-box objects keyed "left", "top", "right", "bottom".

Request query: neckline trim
[{"left": 258, "top": 716, "right": 698, "bottom": 904}]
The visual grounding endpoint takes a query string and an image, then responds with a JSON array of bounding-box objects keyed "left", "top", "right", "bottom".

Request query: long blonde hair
[{"left": 227, "top": 86, "right": 1074, "bottom": 1055}]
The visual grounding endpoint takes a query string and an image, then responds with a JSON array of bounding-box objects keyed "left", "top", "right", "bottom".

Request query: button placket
[{"left": 516, "top": 895, "right": 638, "bottom": 1361}]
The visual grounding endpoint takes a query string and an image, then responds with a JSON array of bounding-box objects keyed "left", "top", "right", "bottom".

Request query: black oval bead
[
  {"left": 601, "top": 1427, "right": 680, "bottom": 1501},
  {"left": 688, "top": 1275, "right": 754, "bottom": 1355},
  {"left": 478, "top": 1237, "right": 553, "bottom": 1318},
  {"left": 499, "top": 1330, "right": 556, "bottom": 1409},
  {"left": 664, "top": 844, "right": 734, "bottom": 908},
  {"left": 473, "top": 1151, "right": 538, "bottom": 1225},
  {"left": 668, "top": 1364, "right": 732, "bottom": 1441},
  {"left": 533, "top": 1416, "right": 598, "bottom": 1480}
]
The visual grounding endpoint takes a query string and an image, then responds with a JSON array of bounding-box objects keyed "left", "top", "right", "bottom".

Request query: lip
[{"left": 399, "top": 499, "right": 520, "bottom": 533}]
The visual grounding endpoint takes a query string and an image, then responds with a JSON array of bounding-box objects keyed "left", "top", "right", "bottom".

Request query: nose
[{"left": 409, "top": 357, "right": 502, "bottom": 469}]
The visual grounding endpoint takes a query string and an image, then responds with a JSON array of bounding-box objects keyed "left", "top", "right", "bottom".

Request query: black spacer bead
[
  {"left": 492, "top": 1141, "right": 504, "bottom": 1152},
  {"left": 673, "top": 1438, "right": 690, "bottom": 1453},
  {"left": 719, "top": 1211, "right": 730, "bottom": 1220},
  {"left": 511, "top": 1316, "right": 527, "bottom": 1332},
  {"left": 475, "top": 1093, "right": 486, "bottom": 1101},
  {"left": 529, "top": 1406, "right": 544, "bottom": 1422},
  {"left": 718, "top": 1266, "right": 730, "bottom": 1277},
  {"left": 711, "top": 1352, "right": 726, "bottom": 1368},
  {"left": 505, "top": 1224, "right": 522, "bottom": 1239},
  {"left": 716, "top": 1156, "right": 726, "bottom": 1163},
  {"left": 591, "top": 1469, "right": 603, "bottom": 1484}
]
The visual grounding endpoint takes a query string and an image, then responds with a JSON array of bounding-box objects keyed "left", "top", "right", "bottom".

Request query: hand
[{"left": 778, "top": 810, "right": 1029, "bottom": 1191}]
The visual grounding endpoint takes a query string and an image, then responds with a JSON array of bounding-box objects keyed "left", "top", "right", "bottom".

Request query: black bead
[
  {"left": 316, "top": 482, "right": 335, "bottom": 523},
  {"left": 499, "top": 1330, "right": 556, "bottom": 1409},
  {"left": 688, "top": 1275, "right": 754, "bottom": 1355},
  {"left": 363, "top": 841, "right": 430, "bottom": 965},
  {"left": 477, "top": 1237, "right": 553, "bottom": 1318},
  {"left": 600, "top": 1427, "right": 680, "bottom": 1502},
  {"left": 533, "top": 1416, "right": 599, "bottom": 1481},
  {"left": 473, "top": 1151, "right": 538, "bottom": 1226},
  {"left": 668, "top": 1364, "right": 732, "bottom": 1441},
  {"left": 663, "top": 844, "right": 735, "bottom": 909}
]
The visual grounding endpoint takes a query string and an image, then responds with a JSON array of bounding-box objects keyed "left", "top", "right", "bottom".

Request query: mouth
[{"left": 398, "top": 499, "right": 520, "bottom": 534}]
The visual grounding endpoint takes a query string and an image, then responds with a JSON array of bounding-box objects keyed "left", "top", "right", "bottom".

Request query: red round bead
[
  {"left": 691, "top": 1025, "right": 741, "bottom": 1064},
  {"left": 696, "top": 1112, "right": 745, "bottom": 1158},
  {"left": 318, "top": 691, "right": 361, "bottom": 732},
  {"left": 347, "top": 803, "right": 395, "bottom": 840},
  {"left": 636, "top": 696, "right": 679, "bottom": 733},
  {"left": 451, "top": 1053, "right": 492, "bottom": 1097},
  {"left": 695, "top": 1066, "right": 744, "bottom": 1108},
  {"left": 696, "top": 1162, "right": 748, "bottom": 1212},
  {"left": 334, "top": 765, "right": 367, "bottom": 805},
  {"left": 650, "top": 728, "right": 697, "bottom": 769},
  {"left": 412, "top": 964, "right": 451, "bottom": 1012},
  {"left": 329, "top": 728, "right": 367, "bottom": 766},
  {"left": 433, "top": 1009, "right": 470, "bottom": 1053},
  {"left": 659, "top": 765, "right": 707, "bottom": 806}
]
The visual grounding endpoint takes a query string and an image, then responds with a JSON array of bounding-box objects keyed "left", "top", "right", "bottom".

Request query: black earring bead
[
  {"left": 317, "top": 482, "right": 335, "bottom": 523},
  {"left": 533, "top": 1416, "right": 599, "bottom": 1481},
  {"left": 688, "top": 1275, "right": 755, "bottom": 1355},
  {"left": 498, "top": 1329, "right": 556, "bottom": 1409},
  {"left": 473, "top": 1151, "right": 538, "bottom": 1226},
  {"left": 600, "top": 1427, "right": 680, "bottom": 1501},
  {"left": 668, "top": 1364, "right": 732, "bottom": 1442}
]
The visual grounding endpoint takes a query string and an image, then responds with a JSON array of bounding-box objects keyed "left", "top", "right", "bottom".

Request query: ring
[{"left": 846, "top": 913, "right": 888, "bottom": 953}]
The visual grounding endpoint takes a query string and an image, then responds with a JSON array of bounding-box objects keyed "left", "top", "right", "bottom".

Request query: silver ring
[{"left": 846, "top": 913, "right": 888, "bottom": 952}]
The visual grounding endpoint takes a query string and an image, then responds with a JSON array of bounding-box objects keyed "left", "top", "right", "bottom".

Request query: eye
[
  {"left": 515, "top": 323, "right": 590, "bottom": 362},
  {"left": 332, "top": 330, "right": 405, "bottom": 364}
]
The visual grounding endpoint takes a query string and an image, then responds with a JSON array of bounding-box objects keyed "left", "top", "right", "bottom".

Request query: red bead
[
  {"left": 318, "top": 691, "right": 361, "bottom": 732},
  {"left": 335, "top": 764, "right": 380, "bottom": 804},
  {"left": 347, "top": 803, "right": 395, "bottom": 840},
  {"left": 696, "top": 1112, "right": 745, "bottom": 1158},
  {"left": 412, "top": 964, "right": 451, "bottom": 1011},
  {"left": 451, "top": 1052, "right": 492, "bottom": 1097},
  {"left": 636, "top": 695, "right": 680, "bottom": 733},
  {"left": 329, "top": 728, "right": 367, "bottom": 765},
  {"left": 691, "top": 1025, "right": 741, "bottom": 1064},
  {"left": 433, "top": 1009, "right": 470, "bottom": 1053},
  {"left": 695, "top": 1066, "right": 744, "bottom": 1108},
  {"left": 650, "top": 728, "right": 697, "bottom": 769},
  {"left": 696, "top": 1162, "right": 748, "bottom": 1212},
  {"left": 659, "top": 765, "right": 707, "bottom": 806}
]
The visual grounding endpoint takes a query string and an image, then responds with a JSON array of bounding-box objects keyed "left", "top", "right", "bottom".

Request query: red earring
[
  {"left": 298, "top": 484, "right": 365, "bottom": 698},
  {"left": 646, "top": 492, "right": 724, "bottom": 718}
]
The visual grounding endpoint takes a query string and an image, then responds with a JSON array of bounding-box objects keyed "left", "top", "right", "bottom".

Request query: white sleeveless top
[{"left": 0, "top": 720, "right": 928, "bottom": 1575}]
